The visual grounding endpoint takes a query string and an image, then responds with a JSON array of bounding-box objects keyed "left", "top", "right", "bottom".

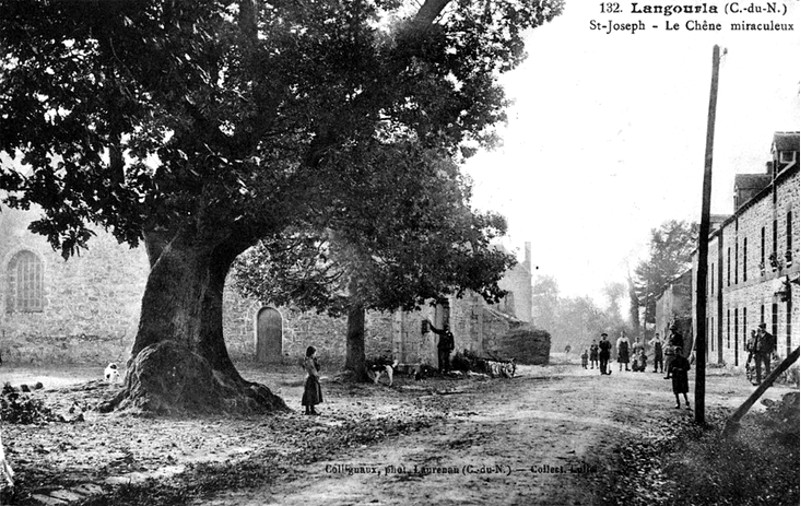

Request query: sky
[{"left": 463, "top": 0, "right": 801, "bottom": 303}]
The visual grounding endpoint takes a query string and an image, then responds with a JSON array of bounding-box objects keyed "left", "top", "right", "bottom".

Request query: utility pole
[
  {"left": 643, "top": 266, "right": 650, "bottom": 340},
  {"left": 695, "top": 44, "right": 722, "bottom": 424}
]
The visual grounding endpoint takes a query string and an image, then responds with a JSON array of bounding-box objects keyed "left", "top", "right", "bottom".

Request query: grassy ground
[{"left": 588, "top": 396, "right": 799, "bottom": 506}]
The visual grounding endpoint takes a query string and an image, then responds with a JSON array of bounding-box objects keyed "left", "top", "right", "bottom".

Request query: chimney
[
  {"left": 766, "top": 161, "right": 774, "bottom": 177},
  {"left": 524, "top": 242, "right": 531, "bottom": 269}
]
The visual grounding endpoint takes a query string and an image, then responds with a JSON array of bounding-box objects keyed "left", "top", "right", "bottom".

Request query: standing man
[
  {"left": 754, "top": 323, "right": 776, "bottom": 384},
  {"left": 589, "top": 340, "right": 600, "bottom": 369},
  {"left": 650, "top": 332, "right": 664, "bottom": 374},
  {"left": 664, "top": 323, "right": 684, "bottom": 379},
  {"left": 598, "top": 333, "right": 612, "bottom": 375},
  {"left": 427, "top": 319, "right": 455, "bottom": 373},
  {"left": 616, "top": 331, "right": 630, "bottom": 372}
]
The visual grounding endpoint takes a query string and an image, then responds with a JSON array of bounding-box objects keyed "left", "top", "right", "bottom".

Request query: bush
[{"left": 1, "top": 382, "right": 58, "bottom": 424}]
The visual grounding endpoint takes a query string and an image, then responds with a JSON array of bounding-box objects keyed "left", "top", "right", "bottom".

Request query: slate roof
[
  {"left": 734, "top": 173, "right": 771, "bottom": 191},
  {"left": 772, "top": 131, "right": 800, "bottom": 153}
]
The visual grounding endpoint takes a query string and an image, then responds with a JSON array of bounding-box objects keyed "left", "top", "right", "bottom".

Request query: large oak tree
[{"left": 0, "top": 0, "right": 563, "bottom": 413}]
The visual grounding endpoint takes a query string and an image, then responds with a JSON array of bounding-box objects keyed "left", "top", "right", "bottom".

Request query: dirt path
[
  {"left": 4, "top": 362, "right": 793, "bottom": 505},
  {"left": 194, "top": 365, "right": 793, "bottom": 506}
]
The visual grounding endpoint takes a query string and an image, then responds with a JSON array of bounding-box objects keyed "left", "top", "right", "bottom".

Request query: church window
[{"left": 7, "top": 250, "right": 44, "bottom": 313}]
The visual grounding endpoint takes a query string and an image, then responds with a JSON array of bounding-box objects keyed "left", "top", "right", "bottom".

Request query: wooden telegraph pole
[{"left": 695, "top": 45, "right": 723, "bottom": 424}]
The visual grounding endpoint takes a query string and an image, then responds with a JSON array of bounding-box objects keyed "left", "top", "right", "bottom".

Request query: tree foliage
[
  {"left": 632, "top": 220, "right": 699, "bottom": 324},
  {"left": 602, "top": 281, "right": 625, "bottom": 320},
  {"left": 531, "top": 276, "right": 630, "bottom": 352},
  {"left": 233, "top": 147, "right": 515, "bottom": 316},
  {"left": 0, "top": 0, "right": 564, "bottom": 258}
]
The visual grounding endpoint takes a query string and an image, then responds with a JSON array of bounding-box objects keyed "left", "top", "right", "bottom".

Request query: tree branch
[{"left": 413, "top": 0, "right": 453, "bottom": 27}]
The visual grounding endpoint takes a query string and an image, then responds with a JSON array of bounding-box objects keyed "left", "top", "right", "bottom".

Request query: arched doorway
[{"left": 256, "top": 307, "right": 283, "bottom": 363}]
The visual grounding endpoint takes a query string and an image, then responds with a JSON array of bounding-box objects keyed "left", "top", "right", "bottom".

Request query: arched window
[{"left": 7, "top": 250, "right": 44, "bottom": 313}]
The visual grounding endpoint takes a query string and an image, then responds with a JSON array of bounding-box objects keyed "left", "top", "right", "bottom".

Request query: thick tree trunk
[
  {"left": 101, "top": 230, "right": 288, "bottom": 414},
  {"left": 344, "top": 304, "right": 369, "bottom": 382}
]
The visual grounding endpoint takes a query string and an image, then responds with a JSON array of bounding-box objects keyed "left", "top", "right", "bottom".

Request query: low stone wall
[{"left": 0, "top": 331, "right": 130, "bottom": 365}]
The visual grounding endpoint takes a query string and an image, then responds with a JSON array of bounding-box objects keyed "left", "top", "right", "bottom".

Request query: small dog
[
  {"left": 367, "top": 357, "right": 399, "bottom": 387},
  {"left": 104, "top": 363, "right": 120, "bottom": 384}
]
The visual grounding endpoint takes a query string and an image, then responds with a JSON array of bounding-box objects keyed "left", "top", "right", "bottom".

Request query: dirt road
[
  {"left": 3, "top": 361, "right": 793, "bottom": 506},
  {"left": 194, "top": 364, "right": 791, "bottom": 506}
]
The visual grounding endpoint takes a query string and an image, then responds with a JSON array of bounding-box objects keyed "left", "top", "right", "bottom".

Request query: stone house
[
  {"left": 691, "top": 131, "right": 800, "bottom": 367},
  {"left": 654, "top": 269, "right": 692, "bottom": 341},
  {"left": 0, "top": 202, "right": 534, "bottom": 366}
]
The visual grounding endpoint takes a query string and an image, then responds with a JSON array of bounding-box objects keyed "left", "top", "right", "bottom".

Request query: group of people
[
  {"left": 579, "top": 324, "right": 692, "bottom": 409},
  {"left": 302, "top": 319, "right": 777, "bottom": 416},
  {"left": 745, "top": 323, "right": 777, "bottom": 384}
]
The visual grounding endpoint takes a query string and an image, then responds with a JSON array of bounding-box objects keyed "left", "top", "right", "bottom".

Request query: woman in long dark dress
[
  {"left": 668, "top": 353, "right": 691, "bottom": 410},
  {"left": 301, "top": 346, "right": 322, "bottom": 415}
]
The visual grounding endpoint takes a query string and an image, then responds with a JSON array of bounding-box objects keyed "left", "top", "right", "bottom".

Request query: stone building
[
  {"left": 691, "top": 132, "right": 800, "bottom": 367},
  {"left": 224, "top": 242, "right": 535, "bottom": 366},
  {"left": 1, "top": 202, "right": 534, "bottom": 366},
  {"left": 654, "top": 269, "right": 692, "bottom": 340},
  {"left": 0, "top": 206, "right": 149, "bottom": 364}
]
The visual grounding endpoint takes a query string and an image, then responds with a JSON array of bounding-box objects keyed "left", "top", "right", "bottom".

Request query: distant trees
[
  {"left": 602, "top": 282, "right": 625, "bottom": 320},
  {"left": 632, "top": 220, "right": 699, "bottom": 326},
  {"left": 531, "top": 275, "right": 559, "bottom": 332},
  {"left": 530, "top": 220, "right": 698, "bottom": 352},
  {"left": 531, "top": 276, "right": 629, "bottom": 352}
]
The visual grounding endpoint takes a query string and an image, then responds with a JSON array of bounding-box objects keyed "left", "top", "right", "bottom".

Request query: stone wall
[
  {"left": 1, "top": 207, "right": 147, "bottom": 364},
  {"left": 2, "top": 205, "right": 534, "bottom": 368},
  {"left": 221, "top": 281, "right": 395, "bottom": 368},
  {"left": 219, "top": 288, "right": 529, "bottom": 369}
]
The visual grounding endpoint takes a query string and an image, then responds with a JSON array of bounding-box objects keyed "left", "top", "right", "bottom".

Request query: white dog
[
  {"left": 368, "top": 358, "right": 399, "bottom": 387},
  {"left": 104, "top": 363, "right": 120, "bottom": 384}
]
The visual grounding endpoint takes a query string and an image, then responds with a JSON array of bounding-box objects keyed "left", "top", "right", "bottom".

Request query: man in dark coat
[
  {"left": 616, "top": 332, "right": 630, "bottom": 372},
  {"left": 650, "top": 332, "right": 664, "bottom": 373},
  {"left": 754, "top": 322, "right": 776, "bottom": 384},
  {"left": 598, "top": 333, "right": 612, "bottom": 375},
  {"left": 428, "top": 320, "right": 455, "bottom": 373}
]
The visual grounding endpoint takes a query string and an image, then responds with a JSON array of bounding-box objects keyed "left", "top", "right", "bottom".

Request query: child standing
[
  {"left": 301, "top": 346, "right": 322, "bottom": 416},
  {"left": 580, "top": 348, "right": 588, "bottom": 369},
  {"left": 589, "top": 340, "right": 599, "bottom": 369},
  {"left": 667, "top": 353, "right": 691, "bottom": 410}
]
